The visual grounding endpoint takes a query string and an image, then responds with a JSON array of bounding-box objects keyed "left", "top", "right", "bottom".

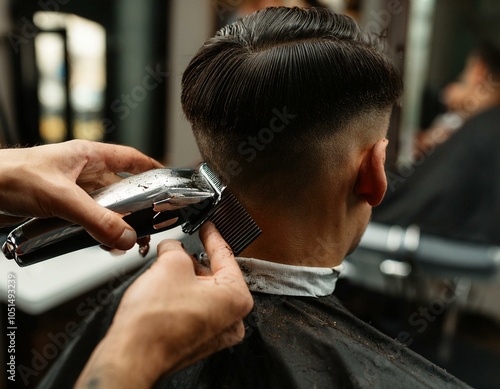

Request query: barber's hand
[
  {"left": 0, "top": 140, "right": 162, "bottom": 250},
  {"left": 75, "top": 222, "right": 253, "bottom": 389}
]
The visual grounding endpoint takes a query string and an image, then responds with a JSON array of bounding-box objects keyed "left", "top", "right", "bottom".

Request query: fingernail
[
  {"left": 116, "top": 228, "right": 136, "bottom": 249},
  {"left": 99, "top": 245, "right": 126, "bottom": 256}
]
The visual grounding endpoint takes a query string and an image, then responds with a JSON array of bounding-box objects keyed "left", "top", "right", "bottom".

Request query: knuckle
[
  {"left": 97, "top": 211, "right": 122, "bottom": 241},
  {"left": 242, "top": 293, "right": 254, "bottom": 315},
  {"left": 213, "top": 243, "right": 234, "bottom": 259},
  {"left": 69, "top": 139, "right": 93, "bottom": 157},
  {"left": 99, "top": 210, "right": 118, "bottom": 229}
]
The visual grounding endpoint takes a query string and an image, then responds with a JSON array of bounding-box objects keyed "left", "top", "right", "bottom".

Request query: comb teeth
[{"left": 208, "top": 191, "right": 261, "bottom": 256}]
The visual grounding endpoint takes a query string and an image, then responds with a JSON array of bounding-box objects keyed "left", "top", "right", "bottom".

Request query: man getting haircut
[
  {"left": 36, "top": 6, "right": 471, "bottom": 389},
  {"left": 163, "top": 6, "right": 469, "bottom": 388},
  {"left": 159, "top": 8, "right": 466, "bottom": 388}
]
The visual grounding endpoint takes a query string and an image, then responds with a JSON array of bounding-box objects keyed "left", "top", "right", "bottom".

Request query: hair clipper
[{"left": 1, "top": 163, "right": 261, "bottom": 266}]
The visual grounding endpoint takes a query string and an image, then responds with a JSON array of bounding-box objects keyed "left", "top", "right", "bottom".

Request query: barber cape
[{"left": 37, "top": 256, "right": 471, "bottom": 389}]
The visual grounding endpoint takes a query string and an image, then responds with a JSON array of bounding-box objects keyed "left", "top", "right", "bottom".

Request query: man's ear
[{"left": 354, "top": 139, "right": 388, "bottom": 206}]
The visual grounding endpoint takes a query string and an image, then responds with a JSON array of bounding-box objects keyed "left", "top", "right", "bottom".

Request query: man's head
[
  {"left": 444, "top": 43, "right": 500, "bottom": 117},
  {"left": 182, "top": 7, "right": 402, "bottom": 265}
]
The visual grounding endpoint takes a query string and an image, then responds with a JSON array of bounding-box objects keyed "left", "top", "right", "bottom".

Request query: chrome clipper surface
[{"left": 2, "top": 163, "right": 260, "bottom": 266}]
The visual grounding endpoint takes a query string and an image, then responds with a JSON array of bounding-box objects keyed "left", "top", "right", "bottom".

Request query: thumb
[{"left": 60, "top": 191, "right": 137, "bottom": 250}]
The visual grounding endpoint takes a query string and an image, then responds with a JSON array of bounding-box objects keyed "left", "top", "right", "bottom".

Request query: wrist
[
  {"left": 0, "top": 149, "right": 33, "bottom": 216},
  {"left": 76, "top": 326, "right": 166, "bottom": 389},
  {"left": 0, "top": 150, "right": 16, "bottom": 205}
]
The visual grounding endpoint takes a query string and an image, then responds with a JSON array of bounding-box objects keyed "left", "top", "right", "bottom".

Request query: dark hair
[
  {"left": 472, "top": 42, "right": 500, "bottom": 79},
  {"left": 181, "top": 7, "right": 402, "bottom": 198}
]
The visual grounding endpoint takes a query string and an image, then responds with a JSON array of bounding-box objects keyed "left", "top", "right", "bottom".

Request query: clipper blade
[{"left": 208, "top": 191, "right": 261, "bottom": 256}]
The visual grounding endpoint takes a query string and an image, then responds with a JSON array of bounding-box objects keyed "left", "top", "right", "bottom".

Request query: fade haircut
[{"left": 181, "top": 7, "right": 402, "bottom": 202}]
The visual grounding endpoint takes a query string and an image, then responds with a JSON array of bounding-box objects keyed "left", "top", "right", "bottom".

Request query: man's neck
[{"left": 239, "top": 204, "right": 350, "bottom": 268}]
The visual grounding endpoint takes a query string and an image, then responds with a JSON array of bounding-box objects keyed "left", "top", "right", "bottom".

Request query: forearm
[
  {"left": 75, "top": 362, "right": 152, "bottom": 389},
  {"left": 0, "top": 149, "right": 22, "bottom": 204},
  {"left": 75, "top": 331, "right": 164, "bottom": 389},
  {"left": 0, "top": 149, "right": 30, "bottom": 225}
]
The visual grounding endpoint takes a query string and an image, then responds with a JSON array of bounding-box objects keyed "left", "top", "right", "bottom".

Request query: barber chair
[
  {"left": 344, "top": 222, "right": 500, "bottom": 362},
  {"left": 353, "top": 222, "right": 499, "bottom": 276}
]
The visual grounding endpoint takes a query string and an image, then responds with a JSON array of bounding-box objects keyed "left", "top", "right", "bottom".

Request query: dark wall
[{"left": 7, "top": 0, "right": 168, "bottom": 159}]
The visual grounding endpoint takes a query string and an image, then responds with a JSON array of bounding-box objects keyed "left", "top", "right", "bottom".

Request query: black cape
[
  {"left": 373, "top": 106, "right": 500, "bottom": 246},
  {"left": 36, "top": 262, "right": 471, "bottom": 389}
]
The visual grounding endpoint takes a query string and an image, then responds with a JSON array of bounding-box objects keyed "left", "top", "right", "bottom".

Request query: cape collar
[{"left": 236, "top": 257, "right": 343, "bottom": 297}]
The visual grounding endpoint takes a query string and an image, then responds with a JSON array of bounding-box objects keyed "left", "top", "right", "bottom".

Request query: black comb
[
  {"left": 208, "top": 191, "right": 261, "bottom": 256},
  {"left": 184, "top": 164, "right": 261, "bottom": 256}
]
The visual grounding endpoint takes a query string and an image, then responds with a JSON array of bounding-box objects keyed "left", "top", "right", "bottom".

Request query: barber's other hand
[
  {"left": 75, "top": 222, "right": 253, "bottom": 389},
  {"left": 0, "top": 140, "right": 162, "bottom": 250}
]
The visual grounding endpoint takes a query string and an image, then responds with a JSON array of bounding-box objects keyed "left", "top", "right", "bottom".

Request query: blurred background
[{"left": 0, "top": 0, "right": 499, "bottom": 388}]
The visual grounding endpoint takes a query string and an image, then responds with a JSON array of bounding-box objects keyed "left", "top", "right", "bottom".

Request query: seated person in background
[
  {"left": 412, "top": 83, "right": 464, "bottom": 159},
  {"left": 374, "top": 43, "right": 500, "bottom": 246},
  {"left": 38, "top": 7, "right": 471, "bottom": 388},
  {"left": 414, "top": 43, "right": 500, "bottom": 156}
]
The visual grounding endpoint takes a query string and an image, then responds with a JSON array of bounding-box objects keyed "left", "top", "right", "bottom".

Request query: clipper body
[{"left": 2, "top": 164, "right": 260, "bottom": 266}]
